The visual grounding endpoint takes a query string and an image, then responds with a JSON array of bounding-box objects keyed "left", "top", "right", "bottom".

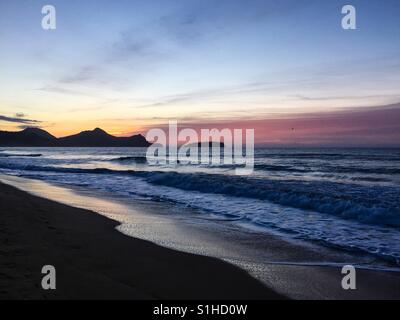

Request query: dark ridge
[
  {"left": 0, "top": 127, "right": 57, "bottom": 147},
  {"left": 0, "top": 128, "right": 151, "bottom": 147}
]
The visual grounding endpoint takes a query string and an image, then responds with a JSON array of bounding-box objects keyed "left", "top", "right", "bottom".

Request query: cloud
[
  {"left": 136, "top": 102, "right": 400, "bottom": 147},
  {"left": 17, "top": 125, "right": 42, "bottom": 130},
  {"left": 156, "top": 0, "right": 316, "bottom": 44},
  {"left": 36, "top": 85, "right": 105, "bottom": 99},
  {"left": 109, "top": 33, "right": 157, "bottom": 63},
  {"left": 37, "top": 85, "right": 83, "bottom": 95},
  {"left": 0, "top": 115, "right": 41, "bottom": 124},
  {"left": 288, "top": 93, "right": 400, "bottom": 102},
  {"left": 53, "top": 1, "right": 260, "bottom": 88},
  {"left": 134, "top": 93, "right": 200, "bottom": 109},
  {"left": 129, "top": 80, "right": 311, "bottom": 109},
  {"left": 67, "top": 106, "right": 104, "bottom": 113},
  {"left": 52, "top": 34, "right": 162, "bottom": 90},
  {"left": 128, "top": 52, "right": 400, "bottom": 111},
  {"left": 59, "top": 66, "right": 100, "bottom": 84},
  {"left": 50, "top": 0, "right": 314, "bottom": 90}
]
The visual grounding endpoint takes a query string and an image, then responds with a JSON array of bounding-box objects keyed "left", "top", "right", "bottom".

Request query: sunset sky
[{"left": 0, "top": 0, "right": 399, "bottom": 146}]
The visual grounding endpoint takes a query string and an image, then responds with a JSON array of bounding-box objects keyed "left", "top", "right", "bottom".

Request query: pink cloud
[{"left": 140, "top": 103, "right": 400, "bottom": 147}]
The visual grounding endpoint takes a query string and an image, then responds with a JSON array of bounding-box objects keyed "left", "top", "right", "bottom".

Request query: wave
[
  {"left": 0, "top": 163, "right": 131, "bottom": 175},
  {"left": 105, "top": 157, "right": 400, "bottom": 177},
  {"left": 350, "top": 176, "right": 391, "bottom": 183},
  {"left": 257, "top": 152, "right": 400, "bottom": 161},
  {"left": 1, "top": 162, "right": 398, "bottom": 227},
  {"left": 254, "top": 164, "right": 309, "bottom": 173},
  {"left": 253, "top": 163, "right": 400, "bottom": 175},
  {"left": 109, "top": 156, "right": 147, "bottom": 163},
  {"left": 0, "top": 153, "right": 42, "bottom": 158},
  {"left": 133, "top": 171, "right": 400, "bottom": 227},
  {"left": 331, "top": 166, "right": 400, "bottom": 175}
]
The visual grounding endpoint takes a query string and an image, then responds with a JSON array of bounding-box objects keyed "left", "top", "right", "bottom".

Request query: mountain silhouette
[
  {"left": 23, "top": 127, "right": 57, "bottom": 140},
  {"left": 0, "top": 127, "right": 151, "bottom": 147},
  {"left": 0, "top": 128, "right": 57, "bottom": 147}
]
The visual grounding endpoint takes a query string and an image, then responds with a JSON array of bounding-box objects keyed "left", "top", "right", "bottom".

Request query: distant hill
[
  {"left": 0, "top": 128, "right": 57, "bottom": 147},
  {"left": 0, "top": 127, "right": 151, "bottom": 147}
]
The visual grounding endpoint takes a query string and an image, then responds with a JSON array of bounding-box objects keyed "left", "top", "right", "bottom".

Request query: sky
[{"left": 0, "top": 0, "right": 399, "bottom": 146}]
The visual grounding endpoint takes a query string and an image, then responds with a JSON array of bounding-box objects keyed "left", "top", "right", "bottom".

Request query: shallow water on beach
[{"left": 0, "top": 147, "right": 399, "bottom": 266}]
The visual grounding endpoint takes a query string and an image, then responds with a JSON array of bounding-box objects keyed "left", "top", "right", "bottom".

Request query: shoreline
[
  {"left": 0, "top": 181, "right": 282, "bottom": 300},
  {"left": 1, "top": 175, "right": 400, "bottom": 300}
]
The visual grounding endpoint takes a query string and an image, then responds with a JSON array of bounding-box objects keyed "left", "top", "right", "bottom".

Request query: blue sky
[{"left": 0, "top": 0, "right": 399, "bottom": 143}]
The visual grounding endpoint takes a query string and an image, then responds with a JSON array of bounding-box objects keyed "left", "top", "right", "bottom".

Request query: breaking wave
[{"left": 1, "top": 161, "right": 399, "bottom": 227}]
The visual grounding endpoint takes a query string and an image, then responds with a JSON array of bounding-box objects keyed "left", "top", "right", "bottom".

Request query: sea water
[{"left": 0, "top": 147, "right": 399, "bottom": 265}]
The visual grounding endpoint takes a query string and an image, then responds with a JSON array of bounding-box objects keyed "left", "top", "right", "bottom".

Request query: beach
[
  {"left": 1, "top": 176, "right": 400, "bottom": 300},
  {"left": 0, "top": 181, "right": 282, "bottom": 300},
  {"left": 1, "top": 0, "right": 400, "bottom": 303}
]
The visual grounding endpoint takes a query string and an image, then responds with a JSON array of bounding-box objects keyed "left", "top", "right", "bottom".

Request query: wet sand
[{"left": 0, "top": 182, "right": 283, "bottom": 300}]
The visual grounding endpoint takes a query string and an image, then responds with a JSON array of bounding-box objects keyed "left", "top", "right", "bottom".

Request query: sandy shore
[{"left": 0, "top": 182, "right": 283, "bottom": 300}]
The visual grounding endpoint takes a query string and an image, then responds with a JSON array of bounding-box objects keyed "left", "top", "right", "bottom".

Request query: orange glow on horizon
[{"left": 1, "top": 103, "right": 400, "bottom": 146}]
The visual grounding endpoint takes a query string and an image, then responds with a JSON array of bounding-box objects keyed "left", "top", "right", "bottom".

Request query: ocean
[{"left": 0, "top": 147, "right": 399, "bottom": 267}]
